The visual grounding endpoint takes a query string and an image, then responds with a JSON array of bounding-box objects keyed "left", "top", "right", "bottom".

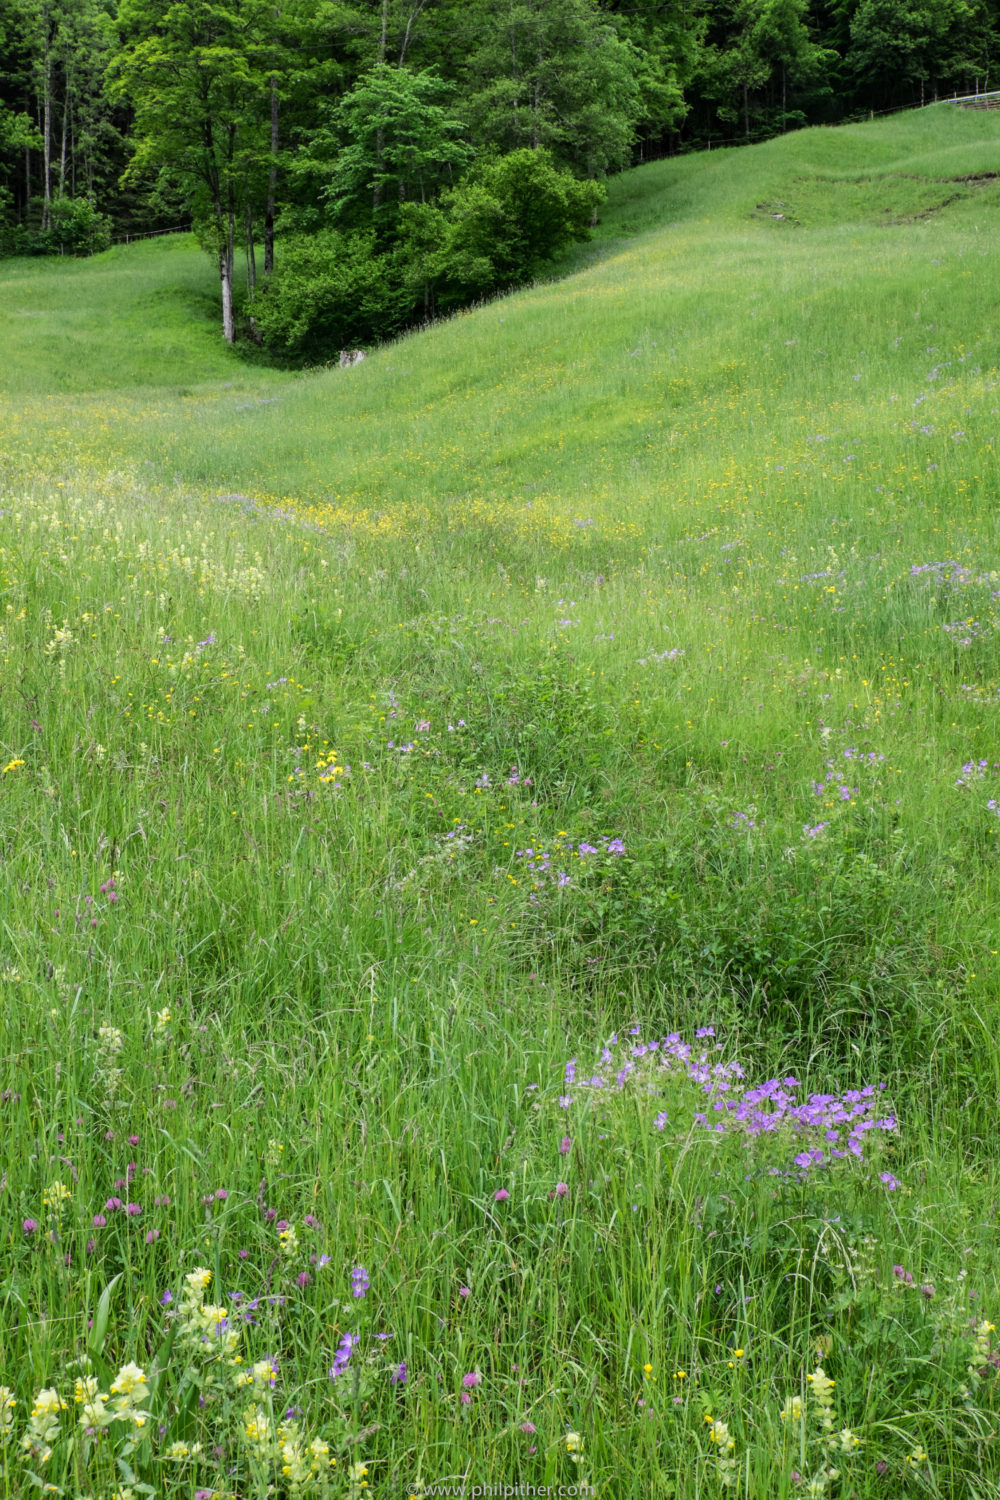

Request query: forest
[{"left": 1, "top": 0, "right": 997, "bottom": 349}]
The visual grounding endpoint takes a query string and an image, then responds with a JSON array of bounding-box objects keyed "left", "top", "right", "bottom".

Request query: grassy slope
[{"left": 2, "top": 104, "right": 1000, "bottom": 1497}]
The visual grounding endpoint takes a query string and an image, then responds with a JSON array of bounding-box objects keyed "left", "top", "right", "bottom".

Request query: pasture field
[{"left": 3, "top": 104, "right": 1000, "bottom": 1498}]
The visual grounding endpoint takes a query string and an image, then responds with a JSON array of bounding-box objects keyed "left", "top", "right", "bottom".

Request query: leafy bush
[
  {"left": 254, "top": 151, "right": 605, "bottom": 360},
  {"left": 250, "top": 230, "right": 412, "bottom": 360},
  {"left": 0, "top": 196, "right": 112, "bottom": 256},
  {"left": 400, "top": 148, "right": 606, "bottom": 308}
]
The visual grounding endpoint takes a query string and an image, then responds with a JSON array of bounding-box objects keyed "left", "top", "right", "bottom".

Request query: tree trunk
[
  {"left": 59, "top": 88, "right": 68, "bottom": 197},
  {"left": 399, "top": 0, "right": 427, "bottom": 66},
  {"left": 246, "top": 205, "right": 257, "bottom": 296},
  {"left": 264, "top": 75, "right": 278, "bottom": 275},
  {"left": 744, "top": 82, "right": 750, "bottom": 140},
  {"left": 220, "top": 213, "right": 235, "bottom": 343},
  {"left": 782, "top": 65, "right": 787, "bottom": 131},
  {"left": 42, "top": 14, "right": 52, "bottom": 228}
]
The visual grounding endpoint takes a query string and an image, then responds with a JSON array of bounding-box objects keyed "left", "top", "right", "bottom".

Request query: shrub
[
  {"left": 0, "top": 196, "right": 112, "bottom": 256},
  {"left": 255, "top": 151, "right": 606, "bottom": 358},
  {"left": 250, "top": 230, "right": 412, "bottom": 360}
]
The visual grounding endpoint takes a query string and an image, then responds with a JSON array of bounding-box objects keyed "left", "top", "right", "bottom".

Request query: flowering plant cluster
[{"left": 545, "top": 1027, "right": 899, "bottom": 1185}]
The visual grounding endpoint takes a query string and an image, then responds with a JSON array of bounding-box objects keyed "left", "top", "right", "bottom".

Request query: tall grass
[{"left": 2, "top": 104, "right": 1000, "bottom": 1498}]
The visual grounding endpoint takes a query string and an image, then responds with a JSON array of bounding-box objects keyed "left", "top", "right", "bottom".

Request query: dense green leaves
[
  {"left": 305, "top": 64, "right": 474, "bottom": 237},
  {"left": 255, "top": 148, "right": 604, "bottom": 357},
  {"left": 4, "top": 0, "right": 1000, "bottom": 344}
]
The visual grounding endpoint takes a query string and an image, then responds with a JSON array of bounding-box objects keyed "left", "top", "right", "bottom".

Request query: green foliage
[
  {"left": 0, "top": 193, "right": 112, "bottom": 254},
  {"left": 400, "top": 147, "right": 605, "bottom": 309},
  {"left": 846, "top": 0, "right": 979, "bottom": 104},
  {"left": 438, "top": 148, "right": 605, "bottom": 286},
  {"left": 458, "top": 0, "right": 643, "bottom": 177},
  {"left": 310, "top": 63, "right": 474, "bottom": 239},
  {"left": 250, "top": 228, "right": 411, "bottom": 358},
  {"left": 257, "top": 150, "right": 603, "bottom": 357}
]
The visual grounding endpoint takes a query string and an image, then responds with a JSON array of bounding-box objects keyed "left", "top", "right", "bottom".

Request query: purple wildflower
[
  {"left": 351, "top": 1265, "right": 370, "bottom": 1299},
  {"left": 329, "top": 1331, "right": 359, "bottom": 1380}
]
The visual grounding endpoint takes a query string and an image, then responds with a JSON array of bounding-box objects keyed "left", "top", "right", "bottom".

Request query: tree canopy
[{"left": 3, "top": 0, "right": 998, "bottom": 342}]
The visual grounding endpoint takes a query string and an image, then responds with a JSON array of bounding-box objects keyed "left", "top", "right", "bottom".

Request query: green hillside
[{"left": 3, "top": 105, "right": 1000, "bottom": 1498}]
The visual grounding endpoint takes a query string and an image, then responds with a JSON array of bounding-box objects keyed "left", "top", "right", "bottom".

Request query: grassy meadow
[{"left": 3, "top": 102, "right": 1000, "bottom": 1497}]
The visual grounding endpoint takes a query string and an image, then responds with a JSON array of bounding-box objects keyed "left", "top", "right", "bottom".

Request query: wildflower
[
  {"left": 42, "top": 1180, "right": 71, "bottom": 1214},
  {"left": 780, "top": 1396, "right": 803, "bottom": 1421},
  {"left": 329, "top": 1331, "right": 358, "bottom": 1381},
  {"left": 347, "top": 1458, "right": 371, "bottom": 1494},
  {"left": 109, "top": 1361, "right": 150, "bottom": 1426},
  {"left": 242, "top": 1403, "right": 278, "bottom": 1462},
  {"left": 0, "top": 1386, "right": 16, "bottom": 1440},
  {"left": 969, "top": 1319, "right": 995, "bottom": 1376},
  {"left": 554, "top": 1182, "right": 569, "bottom": 1198},
  {"left": 391, "top": 1362, "right": 408, "bottom": 1385},
  {"left": 23, "top": 1217, "right": 38, "bottom": 1235},
  {"left": 278, "top": 1223, "right": 299, "bottom": 1255},
  {"left": 565, "top": 1431, "right": 584, "bottom": 1459},
  {"left": 22, "top": 1387, "right": 66, "bottom": 1463},
  {"left": 462, "top": 1372, "right": 481, "bottom": 1389},
  {"left": 309, "top": 1436, "right": 335, "bottom": 1474},
  {"left": 165, "top": 1440, "right": 199, "bottom": 1461},
  {"left": 235, "top": 1358, "right": 279, "bottom": 1391},
  {"left": 494, "top": 1188, "right": 510, "bottom": 1202},
  {"left": 351, "top": 1264, "right": 370, "bottom": 1298},
  {"left": 559, "top": 1136, "right": 571, "bottom": 1155},
  {"left": 806, "top": 1367, "right": 836, "bottom": 1432},
  {"left": 520, "top": 1421, "right": 537, "bottom": 1435},
  {"left": 905, "top": 1446, "right": 927, "bottom": 1465}
]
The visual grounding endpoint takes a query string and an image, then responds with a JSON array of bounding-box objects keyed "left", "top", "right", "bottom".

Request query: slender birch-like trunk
[
  {"left": 221, "top": 206, "right": 235, "bottom": 343},
  {"left": 264, "top": 74, "right": 278, "bottom": 275},
  {"left": 42, "top": 6, "right": 52, "bottom": 228}
]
